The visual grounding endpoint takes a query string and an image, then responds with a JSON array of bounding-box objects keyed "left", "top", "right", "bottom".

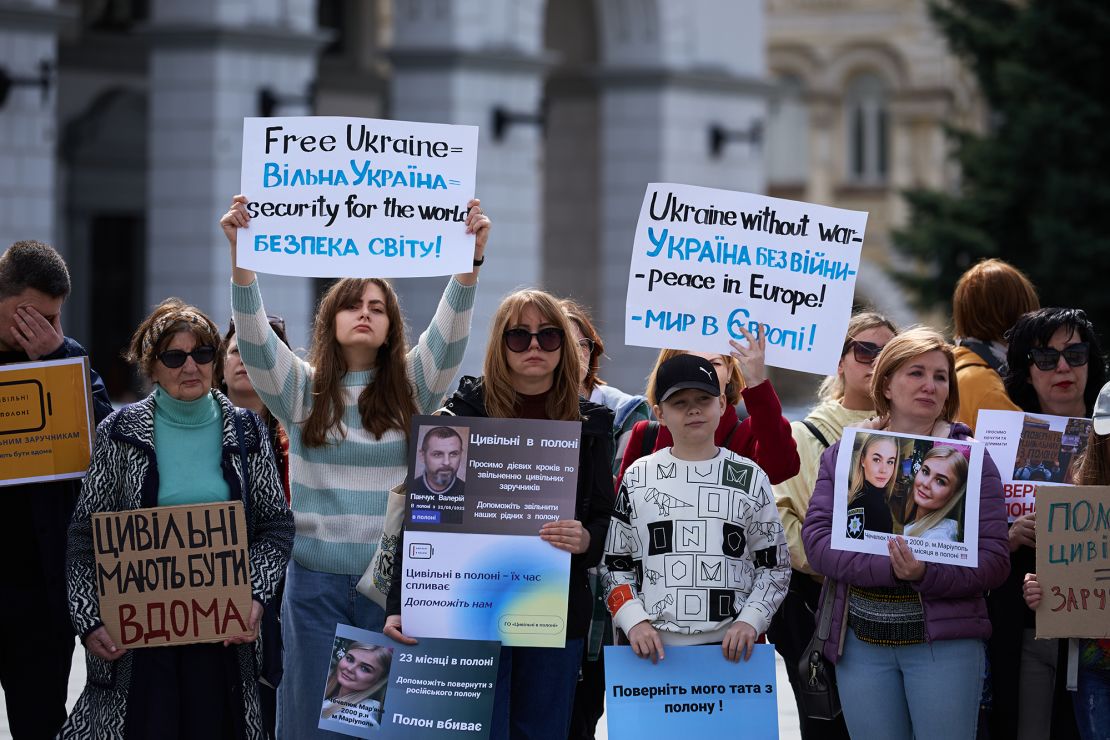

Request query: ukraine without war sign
[
  {"left": 625, "top": 184, "right": 866, "bottom": 375},
  {"left": 238, "top": 116, "right": 479, "bottom": 278}
]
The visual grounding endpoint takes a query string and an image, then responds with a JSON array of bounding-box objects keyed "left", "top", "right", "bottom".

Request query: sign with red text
[
  {"left": 1035, "top": 485, "right": 1110, "bottom": 639},
  {"left": 92, "top": 502, "right": 254, "bottom": 648},
  {"left": 975, "top": 409, "right": 1092, "bottom": 521},
  {"left": 624, "top": 184, "right": 866, "bottom": 375},
  {"left": 238, "top": 116, "right": 478, "bottom": 278}
]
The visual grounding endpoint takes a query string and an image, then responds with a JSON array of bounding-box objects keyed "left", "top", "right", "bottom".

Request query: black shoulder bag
[{"left": 797, "top": 578, "right": 842, "bottom": 720}]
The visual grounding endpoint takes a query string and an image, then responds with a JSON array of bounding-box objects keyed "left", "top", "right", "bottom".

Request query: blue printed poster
[
  {"left": 604, "top": 644, "right": 779, "bottom": 740},
  {"left": 625, "top": 183, "right": 866, "bottom": 375},
  {"left": 319, "top": 623, "right": 499, "bottom": 739},
  {"left": 400, "top": 416, "right": 580, "bottom": 647},
  {"left": 238, "top": 116, "right": 479, "bottom": 278}
]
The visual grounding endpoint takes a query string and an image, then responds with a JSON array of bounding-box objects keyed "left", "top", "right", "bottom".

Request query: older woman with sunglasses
[
  {"left": 768, "top": 310, "right": 896, "bottom": 740},
  {"left": 985, "top": 307, "right": 1107, "bottom": 740},
  {"left": 385, "top": 289, "right": 614, "bottom": 740},
  {"left": 62, "top": 299, "right": 293, "bottom": 740}
]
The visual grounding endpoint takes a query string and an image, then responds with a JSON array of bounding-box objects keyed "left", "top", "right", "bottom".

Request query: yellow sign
[{"left": 0, "top": 356, "right": 94, "bottom": 486}]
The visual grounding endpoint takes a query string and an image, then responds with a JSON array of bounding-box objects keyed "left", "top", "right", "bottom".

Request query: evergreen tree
[{"left": 893, "top": 0, "right": 1110, "bottom": 331}]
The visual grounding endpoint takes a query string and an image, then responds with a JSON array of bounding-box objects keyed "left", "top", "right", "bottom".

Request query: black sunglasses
[
  {"left": 503, "top": 327, "right": 564, "bottom": 353},
  {"left": 159, "top": 346, "right": 217, "bottom": 369},
  {"left": 1028, "top": 342, "right": 1089, "bottom": 372},
  {"left": 846, "top": 340, "right": 884, "bottom": 365},
  {"left": 266, "top": 314, "right": 286, "bottom": 334}
]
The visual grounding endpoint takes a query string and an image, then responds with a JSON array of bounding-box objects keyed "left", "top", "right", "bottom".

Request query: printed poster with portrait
[
  {"left": 831, "top": 428, "right": 984, "bottom": 567},
  {"left": 975, "top": 409, "right": 1092, "bottom": 521},
  {"left": 319, "top": 623, "right": 499, "bottom": 738},
  {"left": 400, "top": 416, "right": 581, "bottom": 647}
]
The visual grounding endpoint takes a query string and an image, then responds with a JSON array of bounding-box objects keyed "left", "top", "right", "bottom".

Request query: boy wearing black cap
[{"left": 600, "top": 354, "right": 789, "bottom": 663}]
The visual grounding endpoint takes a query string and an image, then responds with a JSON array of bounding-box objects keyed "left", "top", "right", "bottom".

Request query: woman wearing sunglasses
[
  {"left": 385, "top": 289, "right": 614, "bottom": 740},
  {"left": 63, "top": 299, "right": 294, "bottom": 739},
  {"left": 803, "top": 327, "right": 1009, "bottom": 740},
  {"left": 617, "top": 324, "right": 799, "bottom": 486},
  {"left": 767, "top": 310, "right": 896, "bottom": 740},
  {"left": 986, "top": 307, "right": 1107, "bottom": 740},
  {"left": 221, "top": 193, "right": 491, "bottom": 739}
]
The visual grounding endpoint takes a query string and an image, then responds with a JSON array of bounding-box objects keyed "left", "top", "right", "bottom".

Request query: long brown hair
[
  {"left": 482, "top": 289, "right": 582, "bottom": 421},
  {"left": 560, "top": 298, "right": 605, "bottom": 394},
  {"left": 1072, "top": 431, "right": 1110, "bottom": 486},
  {"left": 302, "top": 278, "right": 415, "bottom": 446}
]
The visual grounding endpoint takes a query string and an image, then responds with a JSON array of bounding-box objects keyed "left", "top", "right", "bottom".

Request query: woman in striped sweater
[{"left": 221, "top": 194, "right": 490, "bottom": 739}]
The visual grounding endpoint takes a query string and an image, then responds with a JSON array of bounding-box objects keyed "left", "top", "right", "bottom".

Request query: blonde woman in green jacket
[{"left": 767, "top": 310, "right": 897, "bottom": 740}]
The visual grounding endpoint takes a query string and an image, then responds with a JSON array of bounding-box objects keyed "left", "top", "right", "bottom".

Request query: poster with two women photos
[{"left": 831, "top": 429, "right": 984, "bottom": 567}]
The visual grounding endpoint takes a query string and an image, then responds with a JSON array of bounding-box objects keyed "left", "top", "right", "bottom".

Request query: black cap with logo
[{"left": 654, "top": 354, "right": 721, "bottom": 403}]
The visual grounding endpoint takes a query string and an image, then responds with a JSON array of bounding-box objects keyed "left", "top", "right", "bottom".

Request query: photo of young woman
[
  {"left": 844, "top": 433, "right": 903, "bottom": 537},
  {"left": 321, "top": 641, "right": 394, "bottom": 730},
  {"left": 902, "top": 445, "right": 969, "bottom": 543}
]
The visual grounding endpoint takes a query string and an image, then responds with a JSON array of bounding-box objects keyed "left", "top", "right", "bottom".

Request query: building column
[
  {"left": 0, "top": 0, "right": 71, "bottom": 249},
  {"left": 388, "top": 0, "right": 549, "bottom": 377},
  {"left": 145, "top": 0, "right": 326, "bottom": 342}
]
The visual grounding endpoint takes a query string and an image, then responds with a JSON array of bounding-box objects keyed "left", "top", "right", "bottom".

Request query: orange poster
[{"left": 0, "top": 356, "right": 95, "bottom": 486}]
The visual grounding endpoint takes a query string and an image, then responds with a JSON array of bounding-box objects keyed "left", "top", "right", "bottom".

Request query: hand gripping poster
[
  {"left": 831, "top": 428, "right": 984, "bottom": 567},
  {"left": 400, "top": 416, "right": 581, "bottom": 647},
  {"left": 319, "top": 623, "right": 499, "bottom": 739}
]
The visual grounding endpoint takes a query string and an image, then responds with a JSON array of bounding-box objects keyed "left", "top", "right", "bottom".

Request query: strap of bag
[
  {"left": 233, "top": 410, "right": 252, "bottom": 511},
  {"left": 721, "top": 418, "right": 742, "bottom": 449},
  {"left": 640, "top": 421, "right": 660, "bottom": 458},
  {"left": 815, "top": 578, "right": 837, "bottom": 642},
  {"left": 802, "top": 419, "right": 831, "bottom": 449}
]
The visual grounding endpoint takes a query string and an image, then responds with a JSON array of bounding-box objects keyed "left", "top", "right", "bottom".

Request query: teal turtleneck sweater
[{"left": 153, "top": 386, "right": 231, "bottom": 507}]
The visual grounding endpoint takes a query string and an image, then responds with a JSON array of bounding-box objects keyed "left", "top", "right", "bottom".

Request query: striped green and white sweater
[{"left": 231, "top": 277, "right": 475, "bottom": 575}]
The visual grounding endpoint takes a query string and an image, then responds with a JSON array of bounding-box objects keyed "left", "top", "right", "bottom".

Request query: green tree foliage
[{"left": 893, "top": 0, "right": 1110, "bottom": 330}]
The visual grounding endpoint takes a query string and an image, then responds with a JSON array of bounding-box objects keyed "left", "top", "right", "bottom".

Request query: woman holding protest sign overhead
[
  {"left": 617, "top": 327, "right": 800, "bottom": 484},
  {"left": 986, "top": 307, "right": 1106, "bottom": 740},
  {"left": 384, "top": 288, "right": 614, "bottom": 740},
  {"left": 802, "top": 327, "right": 1009, "bottom": 740},
  {"left": 221, "top": 193, "right": 490, "bottom": 739},
  {"left": 62, "top": 299, "right": 294, "bottom": 740}
]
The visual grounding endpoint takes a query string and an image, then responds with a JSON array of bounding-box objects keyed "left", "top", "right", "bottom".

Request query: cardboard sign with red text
[
  {"left": 1035, "top": 485, "right": 1110, "bottom": 639},
  {"left": 92, "top": 501, "right": 254, "bottom": 648}
]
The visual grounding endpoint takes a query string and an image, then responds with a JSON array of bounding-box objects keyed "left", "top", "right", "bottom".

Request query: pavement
[{"left": 1, "top": 648, "right": 802, "bottom": 739}]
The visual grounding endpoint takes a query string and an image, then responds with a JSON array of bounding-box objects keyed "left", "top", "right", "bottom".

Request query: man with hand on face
[
  {"left": 410, "top": 427, "right": 466, "bottom": 522},
  {"left": 0, "top": 240, "right": 113, "bottom": 739}
]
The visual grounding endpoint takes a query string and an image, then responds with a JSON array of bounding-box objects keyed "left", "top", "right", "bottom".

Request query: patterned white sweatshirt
[{"left": 601, "top": 447, "right": 790, "bottom": 644}]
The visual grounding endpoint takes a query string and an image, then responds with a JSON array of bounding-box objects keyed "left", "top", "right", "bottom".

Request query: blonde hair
[
  {"left": 870, "top": 327, "right": 960, "bottom": 422},
  {"left": 904, "top": 445, "right": 969, "bottom": 538},
  {"left": 818, "top": 311, "right": 899, "bottom": 403},
  {"left": 848, "top": 433, "right": 903, "bottom": 504},
  {"left": 645, "top": 349, "right": 743, "bottom": 408},
  {"left": 322, "top": 642, "right": 392, "bottom": 720},
  {"left": 481, "top": 289, "right": 582, "bottom": 421}
]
